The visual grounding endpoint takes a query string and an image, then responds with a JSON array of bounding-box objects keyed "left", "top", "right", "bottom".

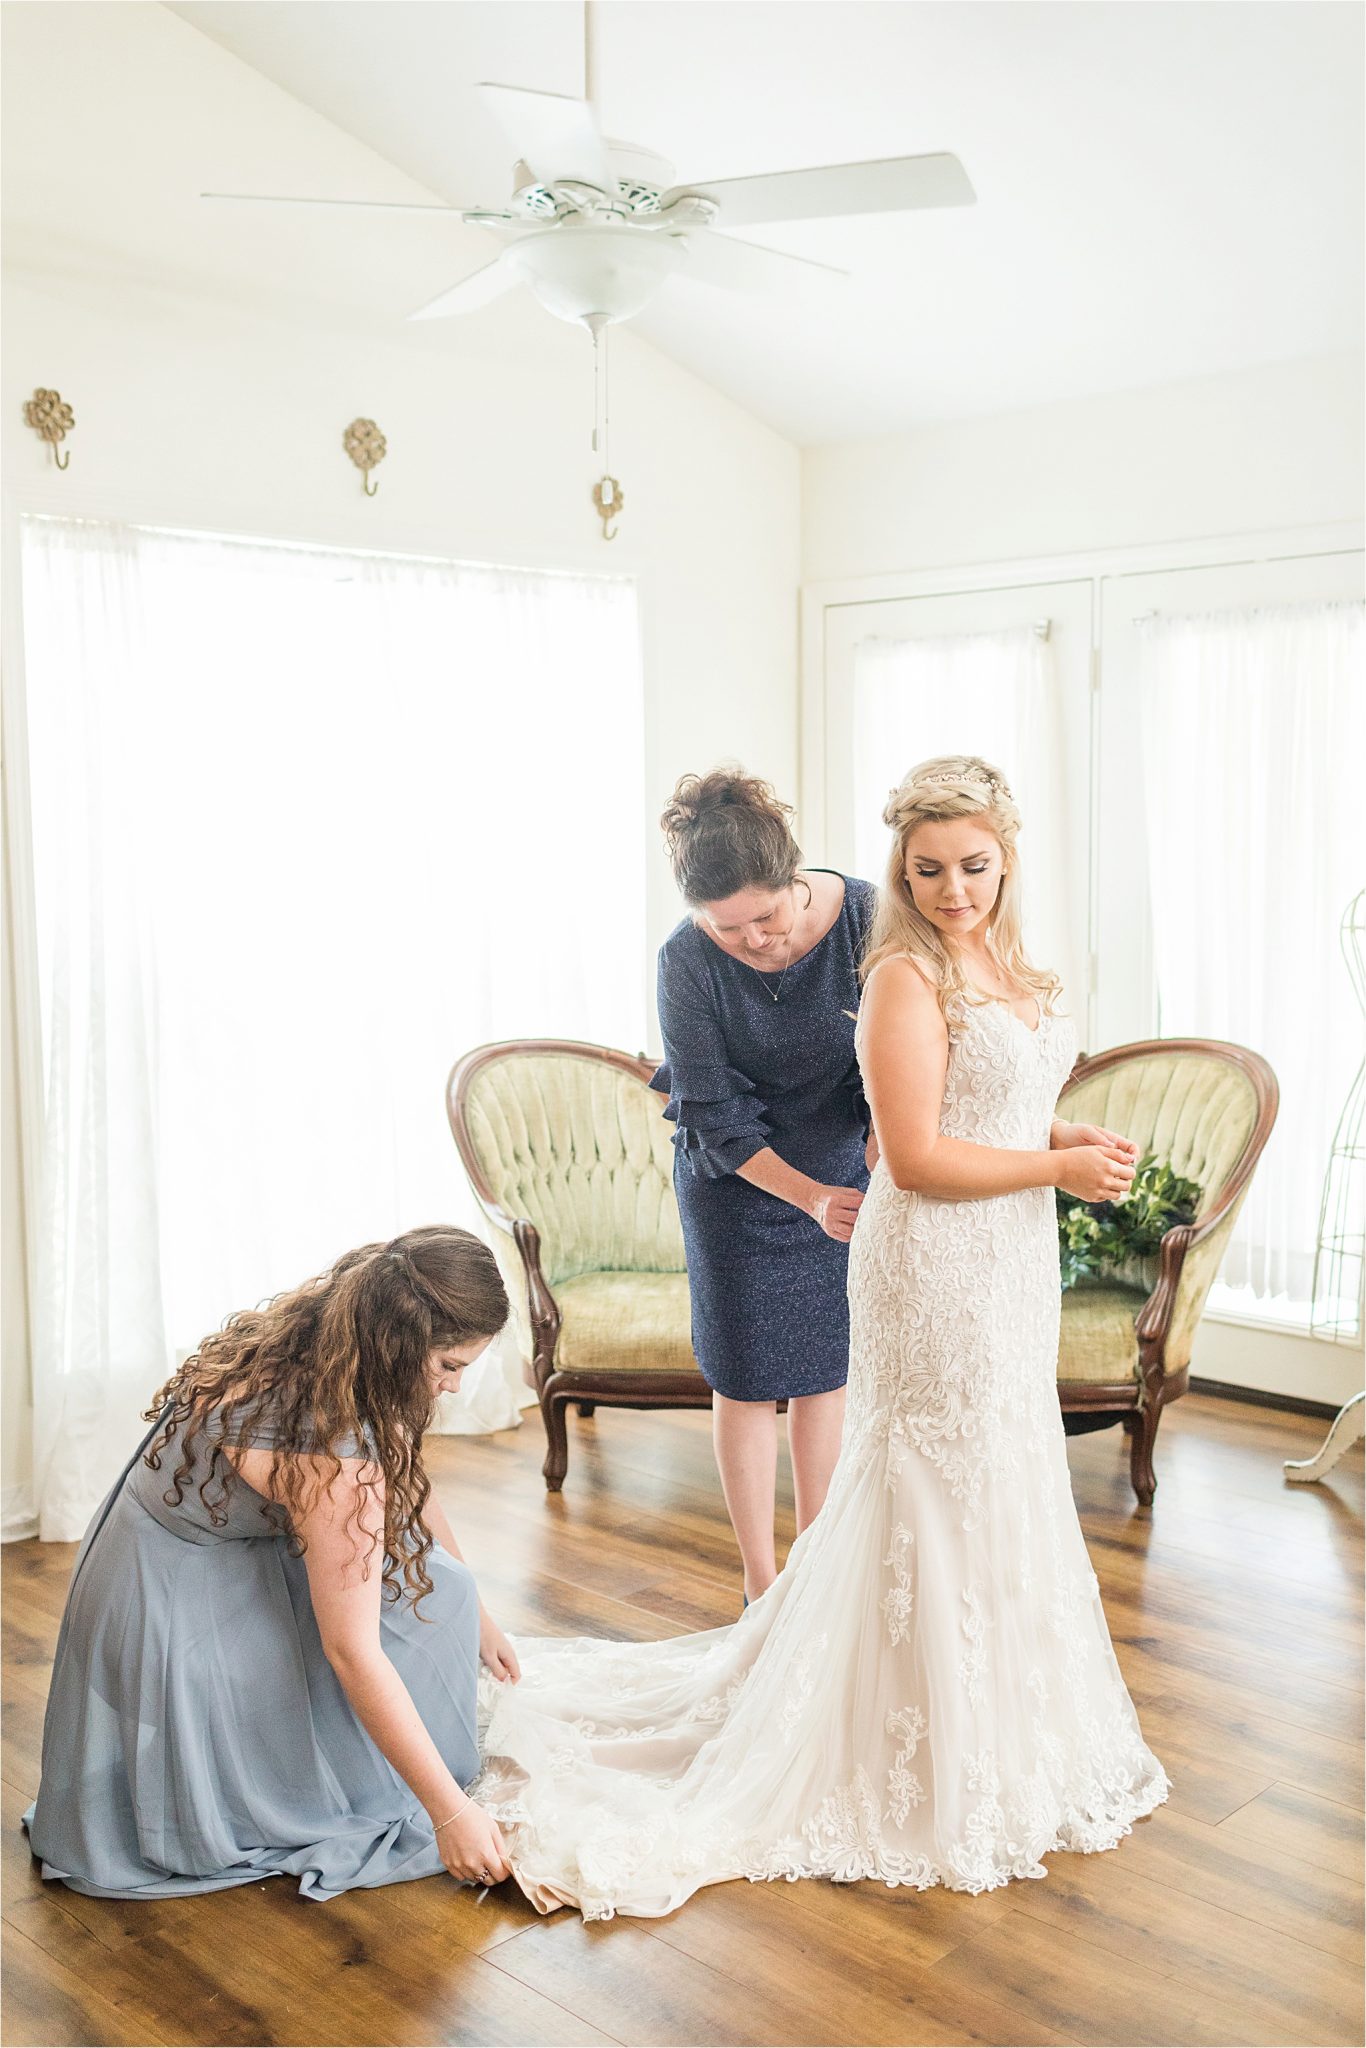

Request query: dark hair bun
[{"left": 661, "top": 766, "right": 802, "bottom": 906}]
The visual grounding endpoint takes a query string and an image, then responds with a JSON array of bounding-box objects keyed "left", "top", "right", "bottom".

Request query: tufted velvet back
[
  {"left": 1058, "top": 1042, "right": 1276, "bottom": 1372},
  {"left": 458, "top": 1050, "right": 685, "bottom": 1288}
]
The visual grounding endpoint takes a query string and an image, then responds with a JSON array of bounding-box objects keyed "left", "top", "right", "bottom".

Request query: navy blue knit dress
[{"left": 651, "top": 873, "right": 877, "bottom": 1402}]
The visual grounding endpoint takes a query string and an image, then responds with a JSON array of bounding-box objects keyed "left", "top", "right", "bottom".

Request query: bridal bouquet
[{"left": 1057, "top": 1153, "right": 1202, "bottom": 1291}]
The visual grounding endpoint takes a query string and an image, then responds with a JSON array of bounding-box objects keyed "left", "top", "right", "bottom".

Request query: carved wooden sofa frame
[
  {"left": 1057, "top": 1037, "right": 1279, "bottom": 1505},
  {"left": 447, "top": 1039, "right": 711, "bottom": 1490}
]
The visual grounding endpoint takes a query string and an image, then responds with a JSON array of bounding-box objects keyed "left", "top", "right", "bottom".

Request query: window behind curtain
[
  {"left": 1138, "top": 599, "right": 1365, "bottom": 1333},
  {"left": 19, "top": 517, "right": 645, "bottom": 1533}
]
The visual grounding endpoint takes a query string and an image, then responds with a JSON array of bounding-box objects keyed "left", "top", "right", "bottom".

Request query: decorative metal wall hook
[
  {"left": 24, "top": 387, "right": 75, "bottom": 469},
  {"left": 592, "top": 474, "right": 623, "bottom": 541},
  {"left": 343, "top": 417, "right": 386, "bottom": 496}
]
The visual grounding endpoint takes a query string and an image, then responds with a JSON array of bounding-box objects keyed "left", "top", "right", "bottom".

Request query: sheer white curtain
[
  {"left": 852, "top": 626, "right": 1086, "bottom": 1012},
  {"left": 20, "top": 517, "right": 645, "bottom": 1539},
  {"left": 1138, "top": 599, "right": 1366, "bottom": 1319}
]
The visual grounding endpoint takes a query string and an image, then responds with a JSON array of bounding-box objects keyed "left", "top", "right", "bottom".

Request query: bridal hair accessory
[
  {"left": 920, "top": 769, "right": 997, "bottom": 790},
  {"left": 883, "top": 768, "right": 1010, "bottom": 827}
]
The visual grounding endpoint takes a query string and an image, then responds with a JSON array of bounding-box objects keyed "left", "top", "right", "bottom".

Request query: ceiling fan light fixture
[{"left": 506, "top": 224, "right": 687, "bottom": 326}]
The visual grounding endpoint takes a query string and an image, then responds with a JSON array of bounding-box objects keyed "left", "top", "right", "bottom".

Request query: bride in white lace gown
[{"left": 476, "top": 756, "right": 1168, "bottom": 1919}]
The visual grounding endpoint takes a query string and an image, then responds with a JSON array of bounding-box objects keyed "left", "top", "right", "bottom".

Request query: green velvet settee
[
  {"left": 447, "top": 1039, "right": 710, "bottom": 1489},
  {"left": 449, "top": 1035, "right": 1278, "bottom": 1505},
  {"left": 1056, "top": 1038, "right": 1278, "bottom": 1506}
]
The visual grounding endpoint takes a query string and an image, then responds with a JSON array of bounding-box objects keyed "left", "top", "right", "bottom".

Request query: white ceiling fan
[{"left": 203, "top": 3, "right": 975, "bottom": 333}]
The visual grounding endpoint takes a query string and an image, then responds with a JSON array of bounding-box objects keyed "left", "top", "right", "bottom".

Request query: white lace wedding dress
[{"left": 474, "top": 997, "right": 1168, "bottom": 1919}]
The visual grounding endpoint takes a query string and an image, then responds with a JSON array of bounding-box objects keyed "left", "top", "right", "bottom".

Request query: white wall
[
  {"left": 4, "top": 264, "right": 801, "bottom": 945},
  {"left": 0, "top": 264, "right": 799, "bottom": 1532},
  {"left": 6, "top": 0, "right": 1357, "bottom": 1525},
  {"left": 803, "top": 353, "right": 1363, "bottom": 580},
  {"left": 2, "top": 0, "right": 803, "bottom": 1535}
]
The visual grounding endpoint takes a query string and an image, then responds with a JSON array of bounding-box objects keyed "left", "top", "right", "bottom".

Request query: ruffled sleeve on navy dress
[
  {"left": 650, "top": 874, "right": 877, "bottom": 1402},
  {"left": 652, "top": 936, "right": 773, "bottom": 1179}
]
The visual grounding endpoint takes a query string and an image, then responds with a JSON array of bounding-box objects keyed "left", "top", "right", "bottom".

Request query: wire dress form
[{"left": 1285, "top": 888, "right": 1365, "bottom": 1483}]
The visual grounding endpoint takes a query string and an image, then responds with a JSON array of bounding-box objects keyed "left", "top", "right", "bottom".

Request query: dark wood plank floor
[{"left": 3, "top": 1393, "right": 1362, "bottom": 2047}]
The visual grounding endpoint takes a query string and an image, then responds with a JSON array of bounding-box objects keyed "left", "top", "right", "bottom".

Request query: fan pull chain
[
  {"left": 591, "top": 316, "right": 609, "bottom": 470},
  {"left": 589, "top": 315, "right": 623, "bottom": 540}
]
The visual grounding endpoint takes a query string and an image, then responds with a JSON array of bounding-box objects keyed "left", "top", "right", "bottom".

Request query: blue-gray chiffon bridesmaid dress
[{"left": 24, "top": 1403, "right": 481, "bottom": 1899}]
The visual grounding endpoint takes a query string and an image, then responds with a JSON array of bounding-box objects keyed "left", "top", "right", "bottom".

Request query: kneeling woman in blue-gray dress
[
  {"left": 654, "top": 769, "right": 876, "bottom": 1603},
  {"left": 26, "top": 1226, "right": 519, "bottom": 1900}
]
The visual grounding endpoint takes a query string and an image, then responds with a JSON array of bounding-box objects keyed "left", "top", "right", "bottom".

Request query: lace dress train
[{"left": 476, "top": 1001, "right": 1168, "bottom": 1920}]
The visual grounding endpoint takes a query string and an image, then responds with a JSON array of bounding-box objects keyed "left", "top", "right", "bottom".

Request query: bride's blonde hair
[{"left": 860, "top": 754, "right": 1062, "bottom": 1018}]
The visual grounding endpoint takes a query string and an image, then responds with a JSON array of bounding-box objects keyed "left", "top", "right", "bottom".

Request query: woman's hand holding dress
[
  {"left": 436, "top": 1798, "right": 513, "bottom": 1885},
  {"left": 807, "top": 1183, "right": 865, "bottom": 1242},
  {"left": 287, "top": 1455, "right": 510, "bottom": 1885},
  {"left": 418, "top": 1492, "right": 521, "bottom": 1686},
  {"left": 479, "top": 1610, "right": 522, "bottom": 1683},
  {"left": 734, "top": 1147, "right": 865, "bottom": 1240}
]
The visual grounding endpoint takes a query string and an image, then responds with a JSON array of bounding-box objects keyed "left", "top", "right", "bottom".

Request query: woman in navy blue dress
[{"left": 653, "top": 770, "right": 876, "bottom": 1601}]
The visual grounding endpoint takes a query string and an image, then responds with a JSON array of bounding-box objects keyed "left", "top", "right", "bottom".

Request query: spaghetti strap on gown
[
  {"left": 24, "top": 1403, "right": 481, "bottom": 1899},
  {"left": 472, "top": 998, "right": 1169, "bottom": 1919}
]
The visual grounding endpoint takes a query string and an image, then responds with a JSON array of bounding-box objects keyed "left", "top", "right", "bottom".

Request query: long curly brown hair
[{"left": 143, "top": 1225, "right": 508, "bottom": 1609}]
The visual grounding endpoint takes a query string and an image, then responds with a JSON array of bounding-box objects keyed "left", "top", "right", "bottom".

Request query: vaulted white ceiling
[{"left": 6, "top": 1, "right": 1362, "bottom": 445}]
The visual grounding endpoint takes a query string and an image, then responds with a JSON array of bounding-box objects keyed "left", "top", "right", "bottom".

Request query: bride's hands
[
  {"left": 808, "top": 1183, "right": 865, "bottom": 1242},
  {"left": 436, "top": 1796, "right": 513, "bottom": 1886},
  {"left": 1055, "top": 1144, "right": 1137, "bottom": 1204},
  {"left": 479, "top": 1608, "right": 521, "bottom": 1683},
  {"left": 1053, "top": 1119, "right": 1138, "bottom": 1161}
]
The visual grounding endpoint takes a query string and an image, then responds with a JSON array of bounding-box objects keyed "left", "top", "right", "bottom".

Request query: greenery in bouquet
[{"left": 1057, "top": 1152, "right": 1202, "bottom": 1292}]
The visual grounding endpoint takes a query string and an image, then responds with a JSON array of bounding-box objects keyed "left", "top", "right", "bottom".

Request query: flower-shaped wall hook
[
  {"left": 592, "top": 474, "right": 623, "bottom": 541},
  {"left": 343, "top": 417, "right": 387, "bottom": 497},
  {"left": 24, "top": 387, "right": 76, "bottom": 470}
]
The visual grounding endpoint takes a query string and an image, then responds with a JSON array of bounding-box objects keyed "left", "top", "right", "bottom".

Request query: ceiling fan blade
[
  {"left": 477, "top": 82, "right": 615, "bottom": 192},
  {"left": 202, "top": 191, "right": 475, "bottom": 217},
  {"left": 407, "top": 256, "right": 520, "bottom": 322},
  {"left": 682, "top": 231, "right": 847, "bottom": 303},
  {"left": 667, "top": 153, "right": 975, "bottom": 230}
]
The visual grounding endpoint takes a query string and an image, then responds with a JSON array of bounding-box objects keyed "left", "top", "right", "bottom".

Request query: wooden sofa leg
[
  {"left": 541, "top": 1390, "right": 570, "bottom": 1493},
  {"left": 577, "top": 1401, "right": 596, "bottom": 1418},
  {"left": 1124, "top": 1402, "right": 1160, "bottom": 1507}
]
